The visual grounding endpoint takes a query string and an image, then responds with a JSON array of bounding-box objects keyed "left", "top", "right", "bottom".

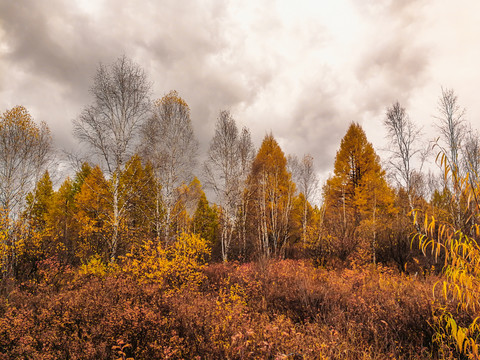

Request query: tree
[
  {"left": 139, "top": 90, "right": 198, "bottom": 243},
  {"left": 0, "top": 106, "right": 52, "bottom": 219},
  {"left": 118, "top": 155, "right": 157, "bottom": 246},
  {"left": 47, "top": 177, "right": 77, "bottom": 264},
  {"left": 247, "top": 134, "right": 295, "bottom": 259},
  {"left": 384, "top": 102, "right": 426, "bottom": 211},
  {"left": 237, "top": 126, "right": 255, "bottom": 260},
  {"left": 323, "top": 122, "right": 394, "bottom": 263},
  {"left": 192, "top": 192, "right": 219, "bottom": 250},
  {"left": 21, "top": 171, "right": 55, "bottom": 274},
  {"left": 74, "top": 166, "right": 112, "bottom": 262},
  {"left": 435, "top": 88, "right": 466, "bottom": 176},
  {"left": 383, "top": 102, "right": 428, "bottom": 267},
  {"left": 289, "top": 154, "right": 318, "bottom": 248},
  {"left": 25, "top": 171, "right": 54, "bottom": 232},
  {"left": 171, "top": 177, "right": 204, "bottom": 236},
  {"left": 463, "top": 128, "right": 480, "bottom": 183},
  {"left": 204, "top": 110, "right": 254, "bottom": 261},
  {"left": 434, "top": 88, "right": 467, "bottom": 229},
  {"left": 44, "top": 163, "right": 98, "bottom": 266},
  {"left": 74, "top": 156, "right": 158, "bottom": 262},
  {"left": 73, "top": 56, "right": 151, "bottom": 261},
  {"left": 0, "top": 105, "right": 52, "bottom": 276}
]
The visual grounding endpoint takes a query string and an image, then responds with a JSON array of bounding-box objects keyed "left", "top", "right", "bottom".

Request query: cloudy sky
[{"left": 1, "top": 0, "right": 479, "bottom": 185}]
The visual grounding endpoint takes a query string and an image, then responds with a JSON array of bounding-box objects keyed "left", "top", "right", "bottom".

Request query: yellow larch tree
[
  {"left": 323, "top": 122, "right": 395, "bottom": 263},
  {"left": 247, "top": 134, "right": 296, "bottom": 259}
]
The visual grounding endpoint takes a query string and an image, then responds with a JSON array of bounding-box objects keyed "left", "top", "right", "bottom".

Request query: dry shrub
[
  {"left": 0, "top": 259, "right": 446, "bottom": 359},
  {"left": 203, "top": 260, "right": 439, "bottom": 359}
]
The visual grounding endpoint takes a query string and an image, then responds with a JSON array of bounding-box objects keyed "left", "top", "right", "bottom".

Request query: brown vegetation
[{"left": 0, "top": 259, "right": 443, "bottom": 360}]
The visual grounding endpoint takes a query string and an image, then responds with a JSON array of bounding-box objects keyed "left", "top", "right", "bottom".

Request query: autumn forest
[{"left": 1, "top": 56, "right": 479, "bottom": 359}]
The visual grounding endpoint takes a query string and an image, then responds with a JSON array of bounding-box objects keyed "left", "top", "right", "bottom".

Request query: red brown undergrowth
[{"left": 0, "top": 259, "right": 443, "bottom": 359}]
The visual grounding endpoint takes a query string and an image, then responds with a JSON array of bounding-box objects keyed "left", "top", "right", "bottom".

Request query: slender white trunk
[{"left": 110, "top": 176, "right": 119, "bottom": 262}]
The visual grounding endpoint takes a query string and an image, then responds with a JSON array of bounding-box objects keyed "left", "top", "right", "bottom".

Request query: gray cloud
[
  {"left": 353, "top": 0, "right": 431, "bottom": 113},
  {"left": 1, "top": 0, "right": 478, "bottom": 186},
  {"left": 356, "top": 37, "right": 430, "bottom": 114},
  {"left": 1, "top": 1, "right": 101, "bottom": 97},
  {"left": 277, "top": 73, "right": 347, "bottom": 172}
]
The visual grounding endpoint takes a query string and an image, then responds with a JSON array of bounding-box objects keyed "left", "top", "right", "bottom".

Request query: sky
[{"left": 1, "top": 0, "right": 480, "bottom": 189}]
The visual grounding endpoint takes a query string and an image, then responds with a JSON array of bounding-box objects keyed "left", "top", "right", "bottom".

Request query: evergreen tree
[{"left": 192, "top": 192, "right": 219, "bottom": 249}]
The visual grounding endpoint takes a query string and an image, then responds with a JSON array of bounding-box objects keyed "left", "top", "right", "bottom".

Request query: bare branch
[{"left": 0, "top": 106, "right": 52, "bottom": 219}]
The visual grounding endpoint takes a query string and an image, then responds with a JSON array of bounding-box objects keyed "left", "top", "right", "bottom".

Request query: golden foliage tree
[
  {"left": 47, "top": 177, "right": 78, "bottom": 264},
  {"left": 289, "top": 193, "right": 324, "bottom": 258},
  {"left": 118, "top": 155, "right": 157, "bottom": 246},
  {"left": 22, "top": 171, "right": 55, "bottom": 267},
  {"left": 247, "top": 134, "right": 295, "bottom": 258},
  {"left": 323, "top": 122, "right": 395, "bottom": 263},
  {"left": 74, "top": 166, "right": 112, "bottom": 262},
  {"left": 72, "top": 156, "right": 158, "bottom": 263}
]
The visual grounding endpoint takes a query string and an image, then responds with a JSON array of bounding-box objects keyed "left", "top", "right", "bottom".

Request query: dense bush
[{"left": 0, "top": 258, "right": 447, "bottom": 359}]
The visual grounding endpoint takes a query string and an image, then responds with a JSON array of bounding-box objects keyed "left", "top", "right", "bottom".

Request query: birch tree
[
  {"left": 384, "top": 101, "right": 427, "bottom": 230},
  {"left": 73, "top": 56, "right": 151, "bottom": 261},
  {"left": 0, "top": 106, "right": 52, "bottom": 219},
  {"left": 139, "top": 90, "right": 198, "bottom": 243},
  {"left": 237, "top": 126, "right": 255, "bottom": 259},
  {"left": 434, "top": 88, "right": 467, "bottom": 229},
  {"left": 289, "top": 154, "right": 318, "bottom": 246},
  {"left": 204, "top": 110, "right": 254, "bottom": 261},
  {"left": 463, "top": 127, "right": 480, "bottom": 183},
  {"left": 435, "top": 88, "right": 466, "bottom": 175},
  {"left": 0, "top": 105, "right": 52, "bottom": 276}
]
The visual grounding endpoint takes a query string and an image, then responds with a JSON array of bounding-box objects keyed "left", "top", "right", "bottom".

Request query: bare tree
[
  {"left": 289, "top": 154, "right": 318, "bottom": 246},
  {"left": 204, "top": 110, "right": 254, "bottom": 261},
  {"left": 0, "top": 106, "right": 52, "bottom": 217},
  {"left": 435, "top": 88, "right": 466, "bottom": 174},
  {"left": 139, "top": 90, "right": 198, "bottom": 243},
  {"left": 0, "top": 105, "right": 52, "bottom": 275},
  {"left": 462, "top": 127, "right": 480, "bottom": 231},
  {"left": 383, "top": 102, "right": 427, "bottom": 221},
  {"left": 434, "top": 88, "right": 467, "bottom": 228},
  {"left": 463, "top": 127, "right": 480, "bottom": 183},
  {"left": 73, "top": 56, "right": 151, "bottom": 261},
  {"left": 237, "top": 126, "right": 255, "bottom": 259}
]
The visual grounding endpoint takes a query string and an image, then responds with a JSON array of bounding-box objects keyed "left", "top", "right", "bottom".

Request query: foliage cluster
[
  {"left": 416, "top": 153, "right": 480, "bottom": 359},
  {"left": 0, "top": 258, "right": 443, "bottom": 359}
]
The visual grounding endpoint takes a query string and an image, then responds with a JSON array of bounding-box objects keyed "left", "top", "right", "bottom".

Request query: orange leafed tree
[
  {"left": 247, "top": 134, "right": 295, "bottom": 259},
  {"left": 22, "top": 171, "right": 55, "bottom": 270},
  {"left": 323, "top": 122, "right": 394, "bottom": 263},
  {"left": 74, "top": 166, "right": 112, "bottom": 262}
]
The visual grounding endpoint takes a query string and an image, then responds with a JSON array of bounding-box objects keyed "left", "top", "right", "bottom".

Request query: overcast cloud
[{"left": 1, "top": 0, "right": 480, "bottom": 187}]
